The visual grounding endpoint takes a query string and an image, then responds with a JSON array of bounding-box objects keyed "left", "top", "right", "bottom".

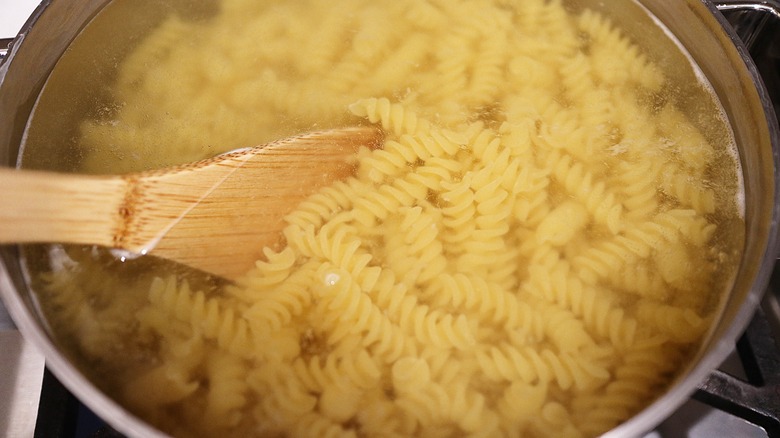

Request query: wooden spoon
[{"left": 0, "top": 127, "right": 383, "bottom": 280}]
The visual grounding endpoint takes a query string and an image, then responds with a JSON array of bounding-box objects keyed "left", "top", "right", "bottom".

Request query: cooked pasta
[{"left": 28, "top": 0, "right": 745, "bottom": 437}]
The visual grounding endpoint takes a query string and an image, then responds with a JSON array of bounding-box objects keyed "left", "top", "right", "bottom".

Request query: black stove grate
[
  {"left": 34, "top": 370, "right": 120, "bottom": 438},
  {"left": 694, "top": 303, "right": 780, "bottom": 437}
]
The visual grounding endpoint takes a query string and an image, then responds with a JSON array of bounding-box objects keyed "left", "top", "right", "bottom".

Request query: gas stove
[{"left": 1, "top": 2, "right": 780, "bottom": 438}]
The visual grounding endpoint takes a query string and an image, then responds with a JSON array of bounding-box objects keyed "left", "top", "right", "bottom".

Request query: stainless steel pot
[{"left": 1, "top": 1, "right": 779, "bottom": 437}]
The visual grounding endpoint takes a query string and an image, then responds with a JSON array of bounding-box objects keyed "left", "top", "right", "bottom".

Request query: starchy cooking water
[{"left": 18, "top": 0, "right": 745, "bottom": 436}]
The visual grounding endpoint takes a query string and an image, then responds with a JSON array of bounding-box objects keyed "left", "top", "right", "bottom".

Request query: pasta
[{"left": 29, "top": 0, "right": 745, "bottom": 437}]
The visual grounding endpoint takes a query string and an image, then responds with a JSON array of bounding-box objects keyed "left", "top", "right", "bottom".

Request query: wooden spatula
[{"left": 0, "top": 127, "right": 383, "bottom": 280}]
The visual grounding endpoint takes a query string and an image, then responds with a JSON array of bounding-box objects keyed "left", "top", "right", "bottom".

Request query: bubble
[{"left": 324, "top": 271, "right": 341, "bottom": 286}]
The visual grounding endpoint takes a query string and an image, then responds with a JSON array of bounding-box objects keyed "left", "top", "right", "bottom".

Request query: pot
[{"left": 1, "top": 0, "right": 779, "bottom": 437}]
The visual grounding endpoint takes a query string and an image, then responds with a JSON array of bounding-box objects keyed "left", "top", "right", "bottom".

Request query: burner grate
[
  {"left": 695, "top": 304, "right": 780, "bottom": 437},
  {"left": 34, "top": 369, "right": 121, "bottom": 438}
]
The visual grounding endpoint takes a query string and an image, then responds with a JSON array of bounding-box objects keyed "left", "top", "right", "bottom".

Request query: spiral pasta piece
[
  {"left": 475, "top": 343, "right": 610, "bottom": 390},
  {"left": 315, "top": 266, "right": 410, "bottom": 360},
  {"left": 541, "top": 149, "right": 624, "bottom": 234},
  {"left": 203, "top": 353, "right": 249, "bottom": 429},
  {"left": 525, "top": 262, "right": 638, "bottom": 349},
  {"left": 349, "top": 98, "right": 431, "bottom": 137},
  {"left": 293, "top": 349, "right": 382, "bottom": 393},
  {"left": 148, "top": 276, "right": 253, "bottom": 357}
]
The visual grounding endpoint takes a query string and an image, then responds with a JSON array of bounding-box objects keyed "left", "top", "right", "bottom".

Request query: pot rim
[
  {"left": 1, "top": 1, "right": 779, "bottom": 437},
  {"left": 605, "top": 0, "right": 780, "bottom": 435},
  {"left": 1, "top": 2, "right": 171, "bottom": 436}
]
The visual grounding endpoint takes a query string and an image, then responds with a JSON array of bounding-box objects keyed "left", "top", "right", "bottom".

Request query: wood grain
[{"left": 0, "top": 127, "right": 383, "bottom": 280}]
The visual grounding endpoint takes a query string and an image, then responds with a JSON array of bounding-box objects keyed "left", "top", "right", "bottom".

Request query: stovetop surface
[{"left": 0, "top": 0, "right": 40, "bottom": 40}]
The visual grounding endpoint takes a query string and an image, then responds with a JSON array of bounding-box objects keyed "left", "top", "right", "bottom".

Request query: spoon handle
[
  {"left": 0, "top": 127, "right": 383, "bottom": 279},
  {"left": 0, "top": 168, "right": 126, "bottom": 247}
]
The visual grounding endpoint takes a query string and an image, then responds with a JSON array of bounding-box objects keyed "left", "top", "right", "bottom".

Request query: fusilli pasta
[{"left": 33, "top": 0, "right": 743, "bottom": 437}]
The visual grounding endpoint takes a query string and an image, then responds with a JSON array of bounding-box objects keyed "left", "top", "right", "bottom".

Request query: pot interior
[{"left": 1, "top": 0, "right": 777, "bottom": 437}]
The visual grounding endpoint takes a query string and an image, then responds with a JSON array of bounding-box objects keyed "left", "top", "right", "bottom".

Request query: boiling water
[{"left": 18, "top": 0, "right": 746, "bottom": 437}]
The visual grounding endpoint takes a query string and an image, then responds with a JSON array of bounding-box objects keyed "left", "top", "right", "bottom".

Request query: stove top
[{"left": 0, "top": 0, "right": 39, "bottom": 39}]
